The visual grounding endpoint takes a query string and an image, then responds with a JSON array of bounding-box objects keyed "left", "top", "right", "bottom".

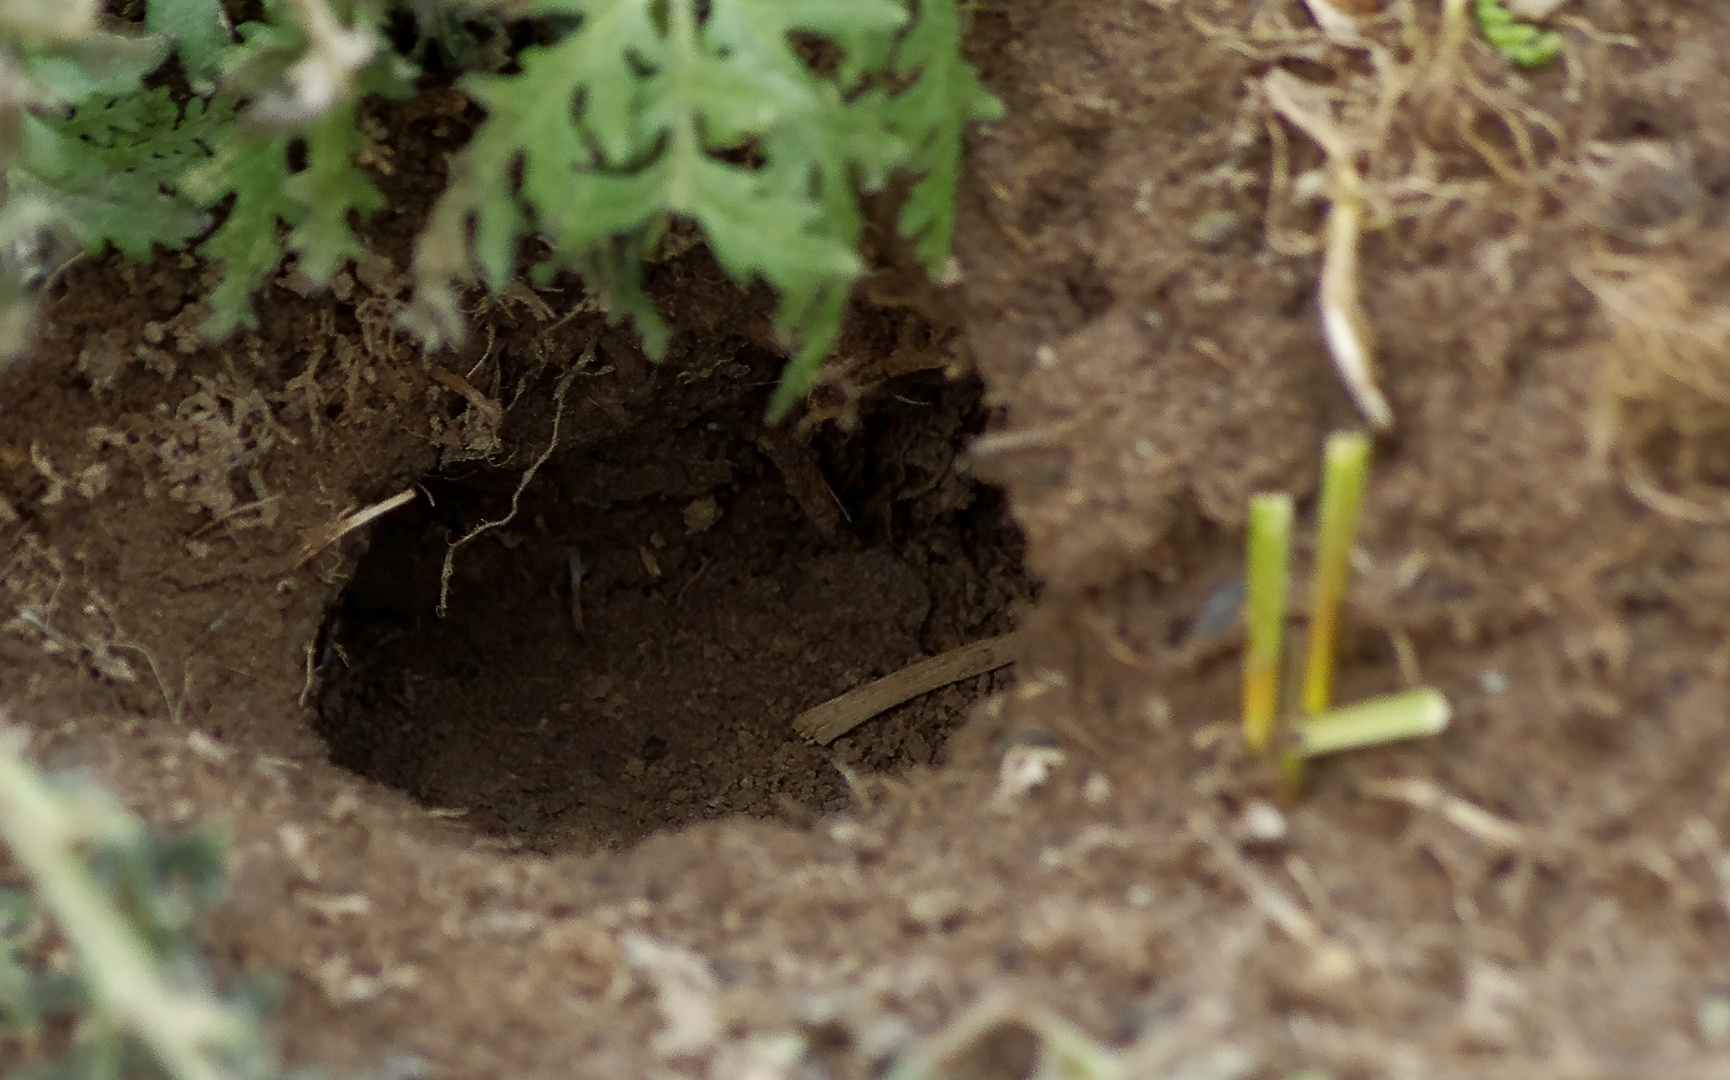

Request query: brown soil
[
  {"left": 314, "top": 375, "right": 1025, "bottom": 850},
  {"left": 6, "top": 1, "right": 1730, "bottom": 1077}
]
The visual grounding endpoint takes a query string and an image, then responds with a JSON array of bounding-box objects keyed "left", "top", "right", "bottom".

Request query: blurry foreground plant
[
  {"left": 1473, "top": 0, "right": 1561, "bottom": 67},
  {"left": 0, "top": 725, "right": 303, "bottom": 1080}
]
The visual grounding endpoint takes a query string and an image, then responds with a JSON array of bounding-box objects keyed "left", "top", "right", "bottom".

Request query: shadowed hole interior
[{"left": 313, "top": 377, "right": 1028, "bottom": 853}]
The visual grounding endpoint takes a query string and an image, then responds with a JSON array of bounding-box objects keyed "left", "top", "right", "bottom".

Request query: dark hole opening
[{"left": 313, "top": 377, "right": 1028, "bottom": 853}]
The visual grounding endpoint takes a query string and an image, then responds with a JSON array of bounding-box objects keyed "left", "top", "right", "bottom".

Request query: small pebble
[
  {"left": 1187, "top": 576, "right": 1246, "bottom": 645},
  {"left": 1083, "top": 772, "right": 1112, "bottom": 805},
  {"left": 991, "top": 745, "right": 1067, "bottom": 811},
  {"left": 1699, "top": 995, "right": 1730, "bottom": 1047},
  {"left": 904, "top": 888, "right": 966, "bottom": 930},
  {"left": 1237, "top": 799, "right": 1288, "bottom": 845},
  {"left": 1188, "top": 208, "right": 1247, "bottom": 250},
  {"left": 683, "top": 496, "right": 721, "bottom": 534}
]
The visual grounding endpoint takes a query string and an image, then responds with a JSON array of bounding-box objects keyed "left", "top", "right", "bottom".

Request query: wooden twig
[
  {"left": 1358, "top": 777, "right": 1525, "bottom": 850},
  {"left": 794, "top": 632, "right": 1020, "bottom": 745}
]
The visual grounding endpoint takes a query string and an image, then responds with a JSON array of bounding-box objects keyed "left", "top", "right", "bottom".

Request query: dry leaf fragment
[{"left": 1263, "top": 70, "right": 1393, "bottom": 429}]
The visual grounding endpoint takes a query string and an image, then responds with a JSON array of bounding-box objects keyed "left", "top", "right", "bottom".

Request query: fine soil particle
[{"left": 5, "top": 2, "right": 1730, "bottom": 1078}]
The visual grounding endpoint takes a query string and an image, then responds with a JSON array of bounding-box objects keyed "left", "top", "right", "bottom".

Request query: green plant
[
  {"left": 1474, "top": 0, "right": 1561, "bottom": 67},
  {"left": 0, "top": 0, "right": 999, "bottom": 416},
  {"left": 1242, "top": 493, "right": 1292, "bottom": 755},
  {"left": 1294, "top": 687, "right": 1448, "bottom": 758},
  {"left": 2, "top": 0, "right": 414, "bottom": 342},
  {"left": 0, "top": 727, "right": 295, "bottom": 1080},
  {"left": 1237, "top": 435, "right": 1451, "bottom": 769},
  {"left": 1301, "top": 431, "right": 1369, "bottom": 716}
]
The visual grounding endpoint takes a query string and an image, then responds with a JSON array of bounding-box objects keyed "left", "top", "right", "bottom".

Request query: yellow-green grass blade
[
  {"left": 1242, "top": 493, "right": 1293, "bottom": 753},
  {"left": 1302, "top": 431, "right": 1371, "bottom": 715},
  {"left": 1296, "top": 687, "right": 1450, "bottom": 758}
]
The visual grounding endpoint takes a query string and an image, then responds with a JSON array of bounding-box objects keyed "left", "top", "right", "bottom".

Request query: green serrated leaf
[
  {"left": 760, "top": 85, "right": 904, "bottom": 253},
  {"left": 15, "top": 99, "right": 212, "bottom": 258},
  {"left": 216, "top": 0, "right": 306, "bottom": 96},
  {"left": 580, "top": 237, "right": 670, "bottom": 355},
  {"left": 54, "top": 88, "right": 227, "bottom": 188},
  {"left": 889, "top": 0, "right": 1001, "bottom": 272},
  {"left": 179, "top": 98, "right": 384, "bottom": 335},
  {"left": 412, "top": 0, "right": 993, "bottom": 414},
  {"left": 767, "top": 282, "right": 846, "bottom": 420},
  {"left": 687, "top": 154, "right": 858, "bottom": 294},
  {"left": 284, "top": 106, "right": 384, "bottom": 284},
  {"left": 184, "top": 132, "right": 298, "bottom": 338},
  {"left": 146, "top": 0, "right": 233, "bottom": 90},
  {"left": 20, "top": 30, "right": 169, "bottom": 102}
]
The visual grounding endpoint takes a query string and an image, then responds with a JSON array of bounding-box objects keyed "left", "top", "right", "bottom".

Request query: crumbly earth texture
[{"left": 5, "top": 0, "right": 1730, "bottom": 1076}]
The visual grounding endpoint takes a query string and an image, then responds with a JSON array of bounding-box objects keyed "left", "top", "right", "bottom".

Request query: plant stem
[
  {"left": 1295, "top": 688, "right": 1450, "bottom": 758},
  {"left": 1302, "top": 431, "right": 1371, "bottom": 716},
  {"left": 1242, "top": 493, "right": 1293, "bottom": 753}
]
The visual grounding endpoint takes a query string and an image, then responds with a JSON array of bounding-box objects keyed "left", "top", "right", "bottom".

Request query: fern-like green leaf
[
  {"left": 173, "top": 0, "right": 394, "bottom": 338},
  {"left": 145, "top": 0, "right": 233, "bottom": 91},
  {"left": 888, "top": 0, "right": 1003, "bottom": 275},
  {"left": 283, "top": 105, "right": 385, "bottom": 284},
  {"left": 55, "top": 88, "right": 225, "bottom": 189},
  {"left": 412, "top": 0, "right": 997, "bottom": 416},
  {"left": 410, "top": 0, "right": 926, "bottom": 384},
  {"left": 15, "top": 89, "right": 217, "bottom": 258},
  {"left": 181, "top": 131, "right": 299, "bottom": 338},
  {"left": 183, "top": 109, "right": 382, "bottom": 338}
]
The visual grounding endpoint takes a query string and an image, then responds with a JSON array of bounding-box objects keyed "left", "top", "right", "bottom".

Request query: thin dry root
[{"left": 437, "top": 364, "right": 579, "bottom": 614}]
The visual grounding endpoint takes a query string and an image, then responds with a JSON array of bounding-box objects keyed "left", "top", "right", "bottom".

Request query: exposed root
[{"left": 436, "top": 363, "right": 579, "bottom": 615}]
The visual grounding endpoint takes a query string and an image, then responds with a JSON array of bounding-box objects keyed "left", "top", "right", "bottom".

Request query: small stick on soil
[
  {"left": 297, "top": 488, "right": 417, "bottom": 566},
  {"left": 1358, "top": 777, "right": 1525, "bottom": 850},
  {"left": 795, "top": 632, "right": 1020, "bottom": 745},
  {"left": 1188, "top": 810, "right": 1358, "bottom": 981}
]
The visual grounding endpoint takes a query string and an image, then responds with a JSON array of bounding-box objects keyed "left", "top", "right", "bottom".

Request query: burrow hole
[{"left": 314, "top": 377, "right": 1028, "bottom": 853}]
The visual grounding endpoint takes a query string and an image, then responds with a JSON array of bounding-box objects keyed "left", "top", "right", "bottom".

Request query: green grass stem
[
  {"left": 1295, "top": 688, "right": 1450, "bottom": 758},
  {"left": 1242, "top": 494, "right": 1293, "bottom": 753},
  {"left": 1302, "top": 432, "right": 1371, "bottom": 716}
]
